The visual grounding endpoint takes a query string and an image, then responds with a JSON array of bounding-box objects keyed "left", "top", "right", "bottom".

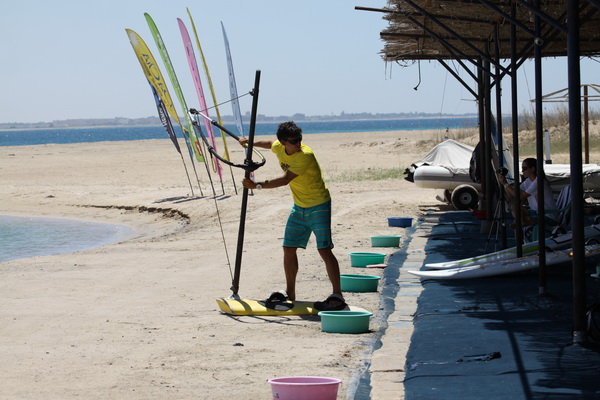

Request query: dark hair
[
  {"left": 276, "top": 121, "right": 302, "bottom": 142},
  {"left": 523, "top": 158, "right": 536, "bottom": 172}
]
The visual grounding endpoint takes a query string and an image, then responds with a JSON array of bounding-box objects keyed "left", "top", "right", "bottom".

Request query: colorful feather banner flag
[
  {"left": 187, "top": 8, "right": 237, "bottom": 193},
  {"left": 221, "top": 22, "right": 245, "bottom": 139},
  {"left": 178, "top": 18, "right": 224, "bottom": 185},
  {"left": 125, "top": 28, "right": 194, "bottom": 194},
  {"left": 151, "top": 82, "right": 181, "bottom": 153},
  {"left": 125, "top": 29, "right": 180, "bottom": 125},
  {"left": 221, "top": 21, "right": 253, "bottom": 180},
  {"left": 144, "top": 13, "right": 206, "bottom": 164}
]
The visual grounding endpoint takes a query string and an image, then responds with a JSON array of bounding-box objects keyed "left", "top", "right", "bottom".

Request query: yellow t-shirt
[{"left": 272, "top": 140, "right": 331, "bottom": 208}]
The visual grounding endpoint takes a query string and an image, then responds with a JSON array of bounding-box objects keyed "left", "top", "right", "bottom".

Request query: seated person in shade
[{"left": 497, "top": 157, "right": 557, "bottom": 228}]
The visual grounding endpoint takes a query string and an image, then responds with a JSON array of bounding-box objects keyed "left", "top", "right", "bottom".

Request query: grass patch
[
  {"left": 518, "top": 139, "right": 574, "bottom": 157},
  {"left": 329, "top": 167, "right": 405, "bottom": 183}
]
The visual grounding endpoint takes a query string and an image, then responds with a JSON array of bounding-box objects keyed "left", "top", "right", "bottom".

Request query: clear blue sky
[{"left": 0, "top": 0, "right": 597, "bottom": 123}]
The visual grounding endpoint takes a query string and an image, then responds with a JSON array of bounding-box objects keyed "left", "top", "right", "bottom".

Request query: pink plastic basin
[{"left": 268, "top": 376, "right": 341, "bottom": 400}]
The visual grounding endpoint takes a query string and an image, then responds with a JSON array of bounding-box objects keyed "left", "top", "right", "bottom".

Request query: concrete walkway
[{"left": 364, "top": 210, "right": 600, "bottom": 399}]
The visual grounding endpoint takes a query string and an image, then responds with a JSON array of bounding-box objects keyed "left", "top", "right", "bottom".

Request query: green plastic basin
[
  {"left": 349, "top": 252, "right": 386, "bottom": 267},
  {"left": 318, "top": 310, "right": 373, "bottom": 334},
  {"left": 370, "top": 235, "right": 401, "bottom": 247},
  {"left": 340, "top": 274, "right": 381, "bottom": 292}
]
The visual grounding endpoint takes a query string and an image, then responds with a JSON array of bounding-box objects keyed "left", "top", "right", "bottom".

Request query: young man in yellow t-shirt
[{"left": 238, "top": 121, "right": 345, "bottom": 311}]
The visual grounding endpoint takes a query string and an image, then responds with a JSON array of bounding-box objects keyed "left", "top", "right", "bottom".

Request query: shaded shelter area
[
  {"left": 357, "top": 0, "right": 600, "bottom": 342},
  {"left": 404, "top": 211, "right": 600, "bottom": 399}
]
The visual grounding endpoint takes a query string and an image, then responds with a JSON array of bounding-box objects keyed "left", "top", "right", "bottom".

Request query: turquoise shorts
[{"left": 283, "top": 201, "right": 333, "bottom": 249}]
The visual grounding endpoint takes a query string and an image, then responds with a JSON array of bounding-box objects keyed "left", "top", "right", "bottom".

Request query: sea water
[
  {"left": 0, "top": 215, "right": 132, "bottom": 263},
  {"left": 0, "top": 117, "right": 478, "bottom": 147}
]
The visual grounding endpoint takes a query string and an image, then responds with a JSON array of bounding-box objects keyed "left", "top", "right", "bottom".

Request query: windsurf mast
[{"left": 231, "top": 70, "right": 261, "bottom": 298}]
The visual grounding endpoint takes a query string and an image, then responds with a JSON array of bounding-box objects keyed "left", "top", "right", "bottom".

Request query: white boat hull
[{"left": 413, "top": 165, "right": 481, "bottom": 191}]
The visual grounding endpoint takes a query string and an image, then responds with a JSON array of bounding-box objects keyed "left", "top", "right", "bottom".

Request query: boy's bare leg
[
  {"left": 283, "top": 246, "right": 299, "bottom": 301},
  {"left": 318, "top": 247, "right": 342, "bottom": 299}
]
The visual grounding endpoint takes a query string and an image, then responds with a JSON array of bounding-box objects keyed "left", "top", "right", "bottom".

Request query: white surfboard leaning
[
  {"left": 424, "top": 223, "right": 600, "bottom": 270},
  {"left": 424, "top": 241, "right": 541, "bottom": 270},
  {"left": 409, "top": 244, "right": 600, "bottom": 280}
]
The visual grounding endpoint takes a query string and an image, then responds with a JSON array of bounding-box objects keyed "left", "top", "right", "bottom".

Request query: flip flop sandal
[
  {"left": 314, "top": 293, "right": 347, "bottom": 311},
  {"left": 258, "top": 290, "right": 292, "bottom": 310},
  {"left": 264, "top": 290, "right": 289, "bottom": 303}
]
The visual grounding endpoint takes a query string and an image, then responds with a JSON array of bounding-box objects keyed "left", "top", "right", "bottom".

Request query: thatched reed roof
[{"left": 370, "top": 0, "right": 600, "bottom": 61}]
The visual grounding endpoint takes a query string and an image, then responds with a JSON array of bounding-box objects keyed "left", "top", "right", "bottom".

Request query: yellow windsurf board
[{"left": 216, "top": 298, "right": 367, "bottom": 316}]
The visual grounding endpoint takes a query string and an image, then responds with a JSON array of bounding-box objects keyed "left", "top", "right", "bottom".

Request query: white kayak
[
  {"left": 408, "top": 244, "right": 600, "bottom": 280},
  {"left": 424, "top": 223, "right": 600, "bottom": 270}
]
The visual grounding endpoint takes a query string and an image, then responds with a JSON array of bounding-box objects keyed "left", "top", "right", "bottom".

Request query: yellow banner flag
[{"left": 126, "top": 29, "right": 180, "bottom": 126}]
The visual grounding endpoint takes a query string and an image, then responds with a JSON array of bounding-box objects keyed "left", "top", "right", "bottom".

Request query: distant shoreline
[
  {"left": 0, "top": 114, "right": 478, "bottom": 131},
  {"left": 0, "top": 124, "right": 162, "bottom": 132}
]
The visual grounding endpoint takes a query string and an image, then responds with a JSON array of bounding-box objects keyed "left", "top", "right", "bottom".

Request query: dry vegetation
[{"left": 420, "top": 108, "right": 600, "bottom": 165}]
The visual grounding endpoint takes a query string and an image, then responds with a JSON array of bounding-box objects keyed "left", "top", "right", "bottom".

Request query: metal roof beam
[
  {"left": 515, "top": 0, "right": 568, "bottom": 33},
  {"left": 436, "top": 58, "right": 479, "bottom": 98},
  {"left": 437, "top": 44, "right": 480, "bottom": 82},
  {"left": 381, "top": 32, "right": 489, "bottom": 42},
  {"left": 587, "top": 0, "right": 600, "bottom": 10},
  {"left": 388, "top": 9, "right": 495, "bottom": 76},
  {"left": 398, "top": 0, "right": 510, "bottom": 73},
  {"left": 477, "top": 0, "right": 539, "bottom": 38},
  {"left": 511, "top": 1, "right": 595, "bottom": 63}
]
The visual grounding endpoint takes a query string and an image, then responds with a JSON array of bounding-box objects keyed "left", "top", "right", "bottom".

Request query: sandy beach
[{"left": 0, "top": 129, "right": 453, "bottom": 399}]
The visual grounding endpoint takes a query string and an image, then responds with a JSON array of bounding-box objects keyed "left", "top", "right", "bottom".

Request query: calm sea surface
[
  {"left": 0, "top": 216, "right": 132, "bottom": 263},
  {"left": 0, "top": 118, "right": 476, "bottom": 262},
  {"left": 0, "top": 117, "right": 478, "bottom": 147}
]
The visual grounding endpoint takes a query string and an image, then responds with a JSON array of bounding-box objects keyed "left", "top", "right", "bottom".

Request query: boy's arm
[
  {"left": 252, "top": 140, "right": 274, "bottom": 149},
  {"left": 242, "top": 170, "right": 298, "bottom": 190},
  {"left": 238, "top": 137, "right": 273, "bottom": 149}
]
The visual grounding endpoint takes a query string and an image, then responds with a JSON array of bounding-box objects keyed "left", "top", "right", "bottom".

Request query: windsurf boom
[{"left": 188, "top": 109, "right": 265, "bottom": 172}]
